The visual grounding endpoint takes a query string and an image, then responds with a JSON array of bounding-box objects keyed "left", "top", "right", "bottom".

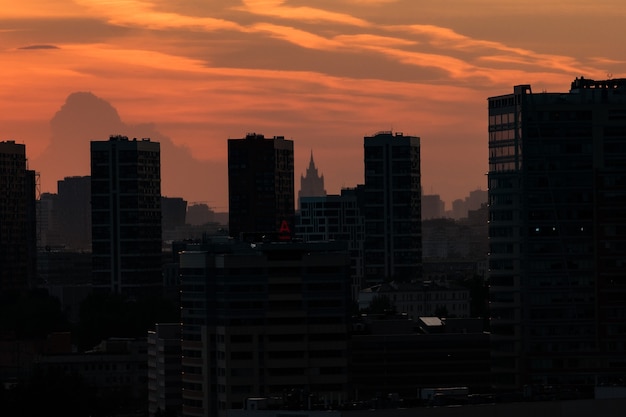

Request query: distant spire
[{"left": 299, "top": 149, "right": 326, "bottom": 203}]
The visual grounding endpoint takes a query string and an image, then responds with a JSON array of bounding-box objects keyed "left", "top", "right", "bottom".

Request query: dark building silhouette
[
  {"left": 363, "top": 131, "right": 422, "bottom": 286},
  {"left": 161, "top": 196, "right": 187, "bottom": 231},
  {"left": 350, "top": 314, "right": 491, "bottom": 401},
  {"left": 178, "top": 238, "right": 351, "bottom": 417},
  {"left": 298, "top": 150, "right": 326, "bottom": 208},
  {"left": 296, "top": 186, "right": 366, "bottom": 299},
  {"left": 227, "top": 133, "right": 295, "bottom": 240},
  {"left": 421, "top": 193, "right": 445, "bottom": 219},
  {"left": 57, "top": 176, "right": 92, "bottom": 251},
  {"left": 90, "top": 135, "right": 162, "bottom": 297},
  {"left": 186, "top": 202, "right": 213, "bottom": 226},
  {"left": 0, "top": 140, "right": 37, "bottom": 293},
  {"left": 488, "top": 77, "right": 626, "bottom": 393}
]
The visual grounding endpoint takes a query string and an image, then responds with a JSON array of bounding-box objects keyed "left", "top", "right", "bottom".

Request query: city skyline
[{"left": 3, "top": 1, "right": 624, "bottom": 210}]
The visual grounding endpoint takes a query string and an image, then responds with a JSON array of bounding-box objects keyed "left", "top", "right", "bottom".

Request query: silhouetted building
[
  {"left": 350, "top": 314, "right": 490, "bottom": 401},
  {"left": 298, "top": 150, "right": 326, "bottom": 208},
  {"left": 179, "top": 238, "right": 351, "bottom": 417},
  {"left": 296, "top": 187, "right": 365, "bottom": 299},
  {"left": 57, "top": 176, "right": 92, "bottom": 251},
  {"left": 359, "top": 280, "right": 471, "bottom": 320},
  {"left": 0, "top": 140, "right": 36, "bottom": 293},
  {"left": 363, "top": 131, "right": 422, "bottom": 285},
  {"left": 228, "top": 133, "right": 295, "bottom": 240},
  {"left": 488, "top": 77, "right": 626, "bottom": 393},
  {"left": 148, "top": 323, "right": 182, "bottom": 417},
  {"left": 447, "top": 189, "right": 488, "bottom": 220},
  {"left": 36, "top": 337, "right": 149, "bottom": 413},
  {"left": 37, "top": 192, "right": 62, "bottom": 249},
  {"left": 162, "top": 196, "right": 187, "bottom": 230},
  {"left": 186, "top": 202, "right": 213, "bottom": 225},
  {"left": 90, "top": 135, "right": 162, "bottom": 297},
  {"left": 421, "top": 194, "right": 445, "bottom": 219}
]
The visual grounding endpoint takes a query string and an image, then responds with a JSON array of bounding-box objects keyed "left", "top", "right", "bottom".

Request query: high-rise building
[
  {"left": 57, "top": 176, "right": 91, "bottom": 251},
  {"left": 363, "top": 131, "right": 422, "bottom": 286},
  {"left": 228, "top": 133, "right": 295, "bottom": 241},
  {"left": 179, "top": 238, "right": 351, "bottom": 417},
  {"left": 296, "top": 186, "right": 365, "bottom": 299},
  {"left": 0, "top": 140, "right": 37, "bottom": 293},
  {"left": 488, "top": 77, "right": 626, "bottom": 393},
  {"left": 90, "top": 135, "right": 162, "bottom": 297},
  {"left": 148, "top": 323, "right": 182, "bottom": 417},
  {"left": 298, "top": 150, "right": 326, "bottom": 208},
  {"left": 421, "top": 194, "right": 445, "bottom": 220}
]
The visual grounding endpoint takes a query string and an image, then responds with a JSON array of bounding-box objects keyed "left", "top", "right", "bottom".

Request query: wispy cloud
[
  {"left": 18, "top": 45, "right": 60, "bottom": 50},
  {"left": 238, "top": 0, "right": 370, "bottom": 26},
  {"left": 74, "top": 0, "right": 243, "bottom": 32}
]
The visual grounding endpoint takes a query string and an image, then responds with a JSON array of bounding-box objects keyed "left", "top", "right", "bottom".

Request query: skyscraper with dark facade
[
  {"left": 90, "top": 135, "right": 162, "bottom": 297},
  {"left": 0, "top": 140, "right": 36, "bottom": 293},
  {"left": 363, "top": 131, "right": 422, "bottom": 286},
  {"left": 178, "top": 238, "right": 351, "bottom": 417},
  {"left": 57, "top": 176, "right": 92, "bottom": 251},
  {"left": 488, "top": 77, "right": 626, "bottom": 393},
  {"left": 227, "top": 133, "right": 295, "bottom": 240}
]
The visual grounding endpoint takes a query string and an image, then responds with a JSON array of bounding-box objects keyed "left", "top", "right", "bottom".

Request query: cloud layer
[{"left": 2, "top": 0, "right": 625, "bottom": 207}]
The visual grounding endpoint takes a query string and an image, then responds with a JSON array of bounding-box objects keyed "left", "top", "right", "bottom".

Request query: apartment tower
[
  {"left": 227, "top": 133, "right": 295, "bottom": 240},
  {"left": 0, "top": 140, "right": 36, "bottom": 293},
  {"left": 90, "top": 135, "right": 162, "bottom": 297},
  {"left": 488, "top": 77, "right": 626, "bottom": 393},
  {"left": 363, "top": 131, "right": 422, "bottom": 286},
  {"left": 179, "top": 238, "right": 351, "bottom": 417}
]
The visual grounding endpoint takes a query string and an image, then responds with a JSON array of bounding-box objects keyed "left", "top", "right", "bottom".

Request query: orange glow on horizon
[{"left": 2, "top": 0, "right": 624, "bottom": 209}]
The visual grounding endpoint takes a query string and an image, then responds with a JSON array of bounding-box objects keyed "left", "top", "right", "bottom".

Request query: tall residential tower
[
  {"left": 363, "top": 131, "right": 422, "bottom": 286},
  {"left": 227, "top": 133, "right": 295, "bottom": 240},
  {"left": 488, "top": 77, "right": 626, "bottom": 393},
  {"left": 90, "top": 135, "right": 162, "bottom": 297},
  {"left": 0, "top": 140, "right": 36, "bottom": 293}
]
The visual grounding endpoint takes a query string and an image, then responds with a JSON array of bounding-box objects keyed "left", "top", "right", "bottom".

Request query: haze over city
[{"left": 3, "top": 0, "right": 625, "bottom": 209}]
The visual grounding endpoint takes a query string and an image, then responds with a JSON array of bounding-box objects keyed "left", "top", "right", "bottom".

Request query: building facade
[
  {"left": 227, "top": 133, "right": 295, "bottom": 240},
  {"left": 57, "top": 175, "right": 92, "bottom": 251},
  {"left": 148, "top": 323, "right": 182, "bottom": 417},
  {"left": 90, "top": 135, "right": 162, "bottom": 297},
  {"left": 179, "top": 239, "right": 351, "bottom": 417},
  {"left": 296, "top": 187, "right": 365, "bottom": 298},
  {"left": 488, "top": 77, "right": 626, "bottom": 393},
  {"left": 0, "top": 140, "right": 37, "bottom": 293},
  {"left": 363, "top": 131, "right": 422, "bottom": 286}
]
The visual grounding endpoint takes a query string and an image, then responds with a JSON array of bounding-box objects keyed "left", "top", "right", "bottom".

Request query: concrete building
[
  {"left": 488, "top": 77, "right": 626, "bottom": 393},
  {"left": 148, "top": 323, "right": 182, "bottom": 417},
  {"left": 359, "top": 280, "right": 471, "bottom": 320},
  {"left": 90, "top": 135, "right": 162, "bottom": 297},
  {"left": 296, "top": 186, "right": 365, "bottom": 299},
  {"left": 363, "top": 131, "right": 422, "bottom": 285},
  {"left": 179, "top": 238, "right": 351, "bottom": 417},
  {"left": 421, "top": 194, "right": 445, "bottom": 220},
  {"left": 57, "top": 176, "right": 92, "bottom": 251},
  {"left": 228, "top": 133, "right": 295, "bottom": 240},
  {"left": 0, "top": 140, "right": 37, "bottom": 293},
  {"left": 36, "top": 337, "right": 149, "bottom": 413},
  {"left": 349, "top": 314, "right": 491, "bottom": 402},
  {"left": 298, "top": 150, "right": 326, "bottom": 208}
]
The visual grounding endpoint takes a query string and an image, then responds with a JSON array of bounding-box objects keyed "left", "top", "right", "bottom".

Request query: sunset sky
[{"left": 2, "top": 0, "right": 625, "bottom": 211}]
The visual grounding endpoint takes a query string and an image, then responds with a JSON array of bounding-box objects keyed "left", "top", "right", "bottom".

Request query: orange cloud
[{"left": 239, "top": 0, "right": 370, "bottom": 26}]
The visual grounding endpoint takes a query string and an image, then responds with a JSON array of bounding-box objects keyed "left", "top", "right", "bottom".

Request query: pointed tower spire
[{"left": 299, "top": 149, "right": 326, "bottom": 207}]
